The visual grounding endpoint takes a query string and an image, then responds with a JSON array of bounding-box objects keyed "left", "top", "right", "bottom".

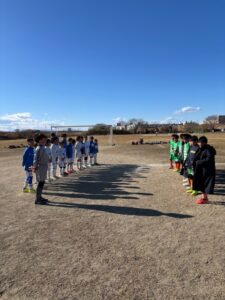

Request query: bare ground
[{"left": 0, "top": 141, "right": 225, "bottom": 300}]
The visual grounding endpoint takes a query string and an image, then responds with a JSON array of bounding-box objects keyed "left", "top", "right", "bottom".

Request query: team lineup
[
  {"left": 169, "top": 134, "right": 216, "bottom": 205},
  {"left": 22, "top": 131, "right": 217, "bottom": 206},
  {"left": 22, "top": 133, "right": 99, "bottom": 205}
]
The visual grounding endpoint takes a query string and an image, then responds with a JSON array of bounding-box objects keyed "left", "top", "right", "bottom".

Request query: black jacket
[{"left": 192, "top": 145, "right": 216, "bottom": 194}]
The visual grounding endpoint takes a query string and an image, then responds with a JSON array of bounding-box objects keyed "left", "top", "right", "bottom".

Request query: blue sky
[{"left": 0, "top": 0, "right": 225, "bottom": 130}]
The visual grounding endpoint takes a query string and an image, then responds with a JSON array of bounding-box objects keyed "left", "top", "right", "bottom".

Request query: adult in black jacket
[{"left": 192, "top": 136, "right": 216, "bottom": 204}]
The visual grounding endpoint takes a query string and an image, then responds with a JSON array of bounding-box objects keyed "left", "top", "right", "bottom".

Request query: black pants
[{"left": 36, "top": 181, "right": 45, "bottom": 201}]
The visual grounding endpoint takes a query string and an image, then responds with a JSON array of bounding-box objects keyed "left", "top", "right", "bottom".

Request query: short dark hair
[
  {"left": 190, "top": 135, "right": 198, "bottom": 142},
  {"left": 27, "top": 137, "right": 34, "bottom": 142},
  {"left": 35, "top": 133, "right": 47, "bottom": 143},
  {"left": 51, "top": 136, "right": 58, "bottom": 143},
  {"left": 199, "top": 136, "right": 208, "bottom": 144}
]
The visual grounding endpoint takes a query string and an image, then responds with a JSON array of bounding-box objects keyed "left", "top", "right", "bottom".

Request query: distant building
[
  {"left": 115, "top": 122, "right": 127, "bottom": 131},
  {"left": 205, "top": 115, "right": 225, "bottom": 124},
  {"left": 218, "top": 115, "right": 225, "bottom": 124}
]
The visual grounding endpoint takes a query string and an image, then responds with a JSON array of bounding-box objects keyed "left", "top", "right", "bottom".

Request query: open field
[{"left": 0, "top": 134, "right": 225, "bottom": 299}]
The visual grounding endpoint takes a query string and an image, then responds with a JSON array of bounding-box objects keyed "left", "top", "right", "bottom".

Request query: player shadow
[
  {"left": 214, "top": 169, "right": 225, "bottom": 196},
  {"left": 45, "top": 202, "right": 193, "bottom": 219},
  {"left": 44, "top": 164, "right": 153, "bottom": 201}
]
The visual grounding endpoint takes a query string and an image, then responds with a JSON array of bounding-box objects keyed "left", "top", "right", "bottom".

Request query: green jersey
[{"left": 183, "top": 142, "right": 190, "bottom": 161}]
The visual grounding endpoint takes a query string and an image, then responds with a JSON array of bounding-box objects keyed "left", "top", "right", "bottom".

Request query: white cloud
[
  {"left": 175, "top": 106, "right": 201, "bottom": 114},
  {"left": 0, "top": 112, "right": 32, "bottom": 122},
  {"left": 160, "top": 116, "right": 182, "bottom": 124},
  {"left": 0, "top": 112, "right": 64, "bottom": 131}
]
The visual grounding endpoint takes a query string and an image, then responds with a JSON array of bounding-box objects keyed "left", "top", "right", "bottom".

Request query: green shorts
[{"left": 187, "top": 168, "right": 194, "bottom": 176}]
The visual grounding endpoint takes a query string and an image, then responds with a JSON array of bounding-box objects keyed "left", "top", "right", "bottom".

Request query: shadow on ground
[
  {"left": 45, "top": 201, "right": 193, "bottom": 218},
  {"left": 214, "top": 169, "right": 225, "bottom": 196},
  {"left": 44, "top": 164, "right": 153, "bottom": 201}
]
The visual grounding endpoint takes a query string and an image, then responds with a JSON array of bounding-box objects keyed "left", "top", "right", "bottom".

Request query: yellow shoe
[
  {"left": 186, "top": 189, "right": 193, "bottom": 194},
  {"left": 29, "top": 188, "right": 36, "bottom": 194},
  {"left": 23, "top": 188, "right": 30, "bottom": 193}
]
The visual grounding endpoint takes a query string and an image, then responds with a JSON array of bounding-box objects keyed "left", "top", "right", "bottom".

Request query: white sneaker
[
  {"left": 183, "top": 183, "right": 190, "bottom": 187},
  {"left": 183, "top": 178, "right": 188, "bottom": 182}
]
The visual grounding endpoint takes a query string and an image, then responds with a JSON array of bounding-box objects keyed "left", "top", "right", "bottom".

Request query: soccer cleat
[
  {"left": 186, "top": 189, "right": 193, "bottom": 193},
  {"left": 23, "top": 188, "right": 30, "bottom": 193},
  {"left": 29, "top": 188, "right": 36, "bottom": 194},
  {"left": 191, "top": 190, "right": 201, "bottom": 196},
  {"left": 196, "top": 198, "right": 209, "bottom": 204},
  {"left": 183, "top": 183, "right": 190, "bottom": 187}
]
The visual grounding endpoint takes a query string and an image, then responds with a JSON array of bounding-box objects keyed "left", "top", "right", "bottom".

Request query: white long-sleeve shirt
[{"left": 51, "top": 144, "right": 59, "bottom": 162}]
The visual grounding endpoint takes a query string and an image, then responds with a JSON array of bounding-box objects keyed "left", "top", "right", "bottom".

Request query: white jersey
[
  {"left": 45, "top": 146, "right": 52, "bottom": 161},
  {"left": 58, "top": 147, "right": 66, "bottom": 161},
  {"left": 85, "top": 141, "right": 90, "bottom": 156},
  {"left": 75, "top": 141, "right": 83, "bottom": 158},
  {"left": 51, "top": 144, "right": 59, "bottom": 162}
]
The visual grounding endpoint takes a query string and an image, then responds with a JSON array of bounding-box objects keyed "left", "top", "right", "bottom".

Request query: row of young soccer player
[
  {"left": 169, "top": 134, "right": 216, "bottom": 204},
  {"left": 22, "top": 133, "right": 99, "bottom": 197}
]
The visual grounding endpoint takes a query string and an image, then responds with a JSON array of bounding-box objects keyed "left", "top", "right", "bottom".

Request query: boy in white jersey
[
  {"left": 75, "top": 136, "right": 83, "bottom": 170},
  {"left": 50, "top": 136, "right": 59, "bottom": 179},
  {"left": 84, "top": 136, "right": 90, "bottom": 167},
  {"left": 58, "top": 140, "right": 67, "bottom": 176}
]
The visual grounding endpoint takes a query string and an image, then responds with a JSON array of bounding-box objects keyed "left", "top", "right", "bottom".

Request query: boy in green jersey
[
  {"left": 169, "top": 134, "right": 176, "bottom": 169},
  {"left": 172, "top": 135, "right": 181, "bottom": 172}
]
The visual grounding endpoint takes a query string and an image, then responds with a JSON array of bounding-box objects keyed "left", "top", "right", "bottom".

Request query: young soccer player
[
  {"left": 50, "top": 136, "right": 59, "bottom": 179},
  {"left": 185, "top": 136, "right": 201, "bottom": 195},
  {"left": 93, "top": 138, "right": 99, "bottom": 165},
  {"left": 61, "top": 133, "right": 67, "bottom": 148},
  {"left": 169, "top": 134, "right": 175, "bottom": 169},
  {"left": 75, "top": 136, "right": 83, "bottom": 170},
  {"left": 89, "top": 136, "right": 95, "bottom": 166},
  {"left": 33, "top": 134, "right": 49, "bottom": 205},
  {"left": 192, "top": 136, "right": 216, "bottom": 204},
  {"left": 58, "top": 140, "right": 67, "bottom": 176},
  {"left": 84, "top": 136, "right": 90, "bottom": 168},
  {"left": 66, "top": 138, "right": 73, "bottom": 173},
  {"left": 22, "top": 138, "right": 35, "bottom": 193},
  {"left": 172, "top": 134, "right": 181, "bottom": 172},
  {"left": 71, "top": 139, "right": 76, "bottom": 172},
  {"left": 180, "top": 134, "right": 191, "bottom": 179},
  {"left": 45, "top": 139, "right": 52, "bottom": 182}
]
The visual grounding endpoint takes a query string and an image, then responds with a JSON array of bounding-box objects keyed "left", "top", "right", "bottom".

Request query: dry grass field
[{"left": 0, "top": 133, "right": 225, "bottom": 300}]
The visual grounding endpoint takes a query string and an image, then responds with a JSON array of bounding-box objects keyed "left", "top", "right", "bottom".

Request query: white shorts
[{"left": 67, "top": 158, "right": 73, "bottom": 164}]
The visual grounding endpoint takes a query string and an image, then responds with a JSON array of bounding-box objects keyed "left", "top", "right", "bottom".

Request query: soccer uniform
[
  {"left": 89, "top": 141, "right": 95, "bottom": 165},
  {"left": 45, "top": 146, "right": 52, "bottom": 181},
  {"left": 66, "top": 143, "right": 73, "bottom": 172},
  {"left": 51, "top": 144, "right": 59, "bottom": 177},
  {"left": 186, "top": 145, "right": 199, "bottom": 178},
  {"left": 173, "top": 141, "right": 181, "bottom": 162},
  {"left": 22, "top": 146, "right": 35, "bottom": 191},
  {"left": 84, "top": 141, "right": 90, "bottom": 166},
  {"left": 58, "top": 146, "right": 67, "bottom": 175},
  {"left": 169, "top": 139, "right": 174, "bottom": 161},
  {"left": 75, "top": 141, "right": 83, "bottom": 169},
  {"left": 94, "top": 142, "right": 99, "bottom": 164}
]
